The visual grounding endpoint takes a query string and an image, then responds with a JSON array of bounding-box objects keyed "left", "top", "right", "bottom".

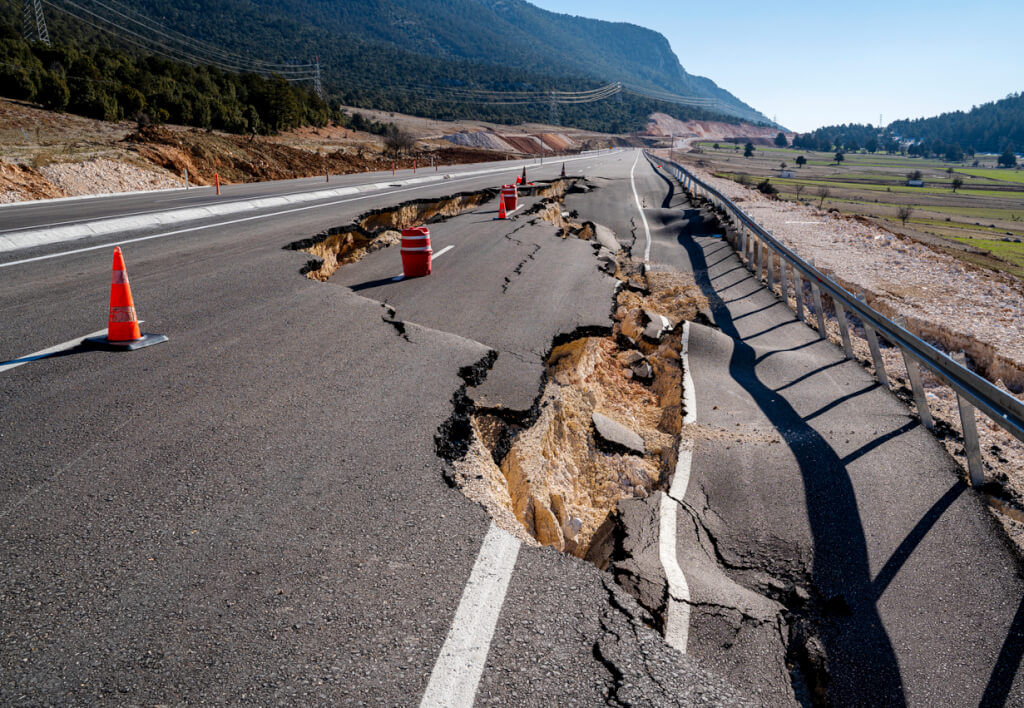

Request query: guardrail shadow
[
  {"left": 677, "top": 213, "right": 907, "bottom": 704},
  {"left": 981, "top": 593, "right": 1024, "bottom": 707}
]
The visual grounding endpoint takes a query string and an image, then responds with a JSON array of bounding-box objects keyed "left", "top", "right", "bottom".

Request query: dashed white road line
[
  {"left": 420, "top": 522, "right": 521, "bottom": 708},
  {"left": 629, "top": 150, "right": 653, "bottom": 265},
  {"left": 660, "top": 320, "right": 696, "bottom": 653},
  {"left": 392, "top": 244, "right": 455, "bottom": 281},
  {"left": 0, "top": 328, "right": 108, "bottom": 374}
]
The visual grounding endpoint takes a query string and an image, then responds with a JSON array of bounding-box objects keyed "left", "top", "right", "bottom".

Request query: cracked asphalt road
[
  {"left": 0, "top": 151, "right": 753, "bottom": 705},
  {"left": 4, "top": 150, "right": 1023, "bottom": 706}
]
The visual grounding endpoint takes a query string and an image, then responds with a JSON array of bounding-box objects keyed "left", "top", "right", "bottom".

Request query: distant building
[
  {"left": 907, "top": 179, "right": 925, "bottom": 187},
  {"left": 779, "top": 170, "right": 796, "bottom": 178}
]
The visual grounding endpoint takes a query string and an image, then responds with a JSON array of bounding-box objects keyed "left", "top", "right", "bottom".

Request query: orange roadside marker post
[
  {"left": 85, "top": 247, "right": 168, "bottom": 351},
  {"left": 214, "top": 172, "right": 220, "bottom": 195}
]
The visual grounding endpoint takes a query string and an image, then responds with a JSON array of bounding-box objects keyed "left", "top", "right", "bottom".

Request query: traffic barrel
[
  {"left": 85, "top": 247, "right": 168, "bottom": 351},
  {"left": 501, "top": 184, "right": 518, "bottom": 212},
  {"left": 400, "top": 227, "right": 432, "bottom": 277}
]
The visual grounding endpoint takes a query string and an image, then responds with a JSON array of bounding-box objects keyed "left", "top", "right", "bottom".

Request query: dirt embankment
[
  {"left": 125, "top": 126, "right": 506, "bottom": 185},
  {"left": 442, "top": 130, "right": 581, "bottom": 154},
  {"left": 644, "top": 113, "right": 790, "bottom": 145},
  {"left": 0, "top": 97, "right": 513, "bottom": 203}
]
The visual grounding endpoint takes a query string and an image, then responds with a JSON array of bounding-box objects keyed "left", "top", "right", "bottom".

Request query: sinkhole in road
[
  {"left": 284, "top": 179, "right": 580, "bottom": 281},
  {"left": 438, "top": 266, "right": 710, "bottom": 564}
]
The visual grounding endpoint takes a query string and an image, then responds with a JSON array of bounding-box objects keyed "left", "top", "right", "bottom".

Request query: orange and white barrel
[
  {"left": 501, "top": 184, "right": 518, "bottom": 212},
  {"left": 401, "top": 227, "right": 432, "bottom": 277}
]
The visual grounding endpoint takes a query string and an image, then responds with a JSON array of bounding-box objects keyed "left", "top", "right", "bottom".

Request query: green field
[
  {"left": 957, "top": 168, "right": 1024, "bottom": 184},
  {"left": 953, "top": 238, "right": 1024, "bottom": 271},
  {"left": 682, "top": 144, "right": 1024, "bottom": 278}
]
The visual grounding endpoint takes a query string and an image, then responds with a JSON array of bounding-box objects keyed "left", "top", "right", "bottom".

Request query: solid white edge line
[
  {"left": 392, "top": 244, "right": 455, "bottom": 281},
  {"left": 660, "top": 321, "right": 696, "bottom": 653},
  {"left": 681, "top": 321, "right": 697, "bottom": 426},
  {"left": 0, "top": 328, "right": 108, "bottom": 374},
  {"left": 629, "top": 150, "right": 653, "bottom": 266},
  {"left": 420, "top": 522, "right": 521, "bottom": 708}
]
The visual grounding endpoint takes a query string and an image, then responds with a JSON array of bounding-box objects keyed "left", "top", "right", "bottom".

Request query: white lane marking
[
  {"left": 0, "top": 152, "right": 623, "bottom": 269},
  {"left": 629, "top": 151, "right": 653, "bottom": 265},
  {"left": 660, "top": 320, "right": 696, "bottom": 653},
  {"left": 0, "top": 329, "right": 107, "bottom": 374},
  {"left": 420, "top": 522, "right": 521, "bottom": 708},
  {"left": 392, "top": 244, "right": 454, "bottom": 281},
  {"left": 681, "top": 321, "right": 697, "bottom": 426}
]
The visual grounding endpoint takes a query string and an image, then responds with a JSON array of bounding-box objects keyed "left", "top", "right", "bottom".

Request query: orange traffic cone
[
  {"left": 560, "top": 162, "right": 566, "bottom": 178},
  {"left": 497, "top": 195, "right": 507, "bottom": 220},
  {"left": 86, "top": 247, "right": 168, "bottom": 351},
  {"left": 521, "top": 166, "right": 527, "bottom": 184}
]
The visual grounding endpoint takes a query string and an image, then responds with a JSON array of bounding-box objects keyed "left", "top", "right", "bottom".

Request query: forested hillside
[
  {"left": 0, "top": 0, "right": 770, "bottom": 132},
  {"left": 888, "top": 93, "right": 1023, "bottom": 154},
  {"left": 0, "top": 24, "right": 338, "bottom": 133}
]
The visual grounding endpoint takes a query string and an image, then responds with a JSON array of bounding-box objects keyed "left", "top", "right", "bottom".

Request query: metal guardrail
[{"left": 654, "top": 153, "right": 1024, "bottom": 486}]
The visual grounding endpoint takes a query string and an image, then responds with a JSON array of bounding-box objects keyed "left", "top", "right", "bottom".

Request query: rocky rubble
[{"left": 40, "top": 158, "right": 182, "bottom": 196}]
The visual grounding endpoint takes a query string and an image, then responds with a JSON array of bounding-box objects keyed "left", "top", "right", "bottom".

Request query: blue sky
[{"left": 530, "top": 0, "right": 1024, "bottom": 132}]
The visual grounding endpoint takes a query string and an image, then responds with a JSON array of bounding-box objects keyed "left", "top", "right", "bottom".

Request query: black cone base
[{"left": 84, "top": 333, "right": 169, "bottom": 351}]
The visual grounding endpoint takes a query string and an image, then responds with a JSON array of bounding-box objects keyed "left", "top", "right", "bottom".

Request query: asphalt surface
[
  {"left": 3, "top": 149, "right": 1023, "bottom": 706},
  {"left": 0, "top": 151, "right": 752, "bottom": 705}
]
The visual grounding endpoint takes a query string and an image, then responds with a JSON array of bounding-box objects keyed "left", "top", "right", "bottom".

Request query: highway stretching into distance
[{"left": 2, "top": 150, "right": 1023, "bottom": 706}]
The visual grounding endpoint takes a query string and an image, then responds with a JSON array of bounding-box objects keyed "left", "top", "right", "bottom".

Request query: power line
[
  {"left": 43, "top": 0, "right": 316, "bottom": 80},
  {"left": 25, "top": 0, "right": 766, "bottom": 123},
  {"left": 80, "top": 0, "right": 313, "bottom": 70}
]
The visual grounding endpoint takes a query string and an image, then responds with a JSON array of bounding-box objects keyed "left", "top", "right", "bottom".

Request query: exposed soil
[
  {"left": 0, "top": 97, "right": 509, "bottom": 203},
  {"left": 286, "top": 188, "right": 499, "bottom": 281},
  {"left": 124, "top": 125, "right": 506, "bottom": 186},
  {"left": 442, "top": 227, "right": 709, "bottom": 561},
  {"left": 643, "top": 113, "right": 791, "bottom": 146}
]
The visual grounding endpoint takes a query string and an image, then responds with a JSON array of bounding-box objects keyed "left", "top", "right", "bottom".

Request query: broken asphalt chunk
[{"left": 592, "top": 412, "right": 646, "bottom": 456}]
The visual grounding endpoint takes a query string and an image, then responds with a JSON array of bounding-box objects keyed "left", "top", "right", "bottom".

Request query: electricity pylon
[{"left": 22, "top": 0, "right": 50, "bottom": 44}]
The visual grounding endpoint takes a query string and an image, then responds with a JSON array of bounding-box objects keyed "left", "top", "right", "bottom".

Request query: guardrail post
[
  {"left": 808, "top": 258, "right": 828, "bottom": 340},
  {"left": 856, "top": 292, "right": 890, "bottom": 390},
  {"left": 952, "top": 351, "right": 986, "bottom": 486},
  {"left": 828, "top": 275, "right": 854, "bottom": 359},
  {"left": 779, "top": 256, "right": 788, "bottom": 304},
  {"left": 756, "top": 239, "right": 764, "bottom": 280},
  {"left": 794, "top": 267, "right": 805, "bottom": 322},
  {"left": 765, "top": 245, "right": 774, "bottom": 291},
  {"left": 895, "top": 316, "right": 934, "bottom": 431}
]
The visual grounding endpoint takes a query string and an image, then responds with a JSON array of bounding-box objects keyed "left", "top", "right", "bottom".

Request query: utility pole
[
  {"left": 313, "top": 56, "right": 323, "bottom": 99},
  {"left": 22, "top": 0, "right": 50, "bottom": 44},
  {"left": 548, "top": 90, "right": 558, "bottom": 127}
]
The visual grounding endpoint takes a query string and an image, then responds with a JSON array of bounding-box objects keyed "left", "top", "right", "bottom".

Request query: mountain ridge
[{"left": 81, "top": 0, "right": 768, "bottom": 122}]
